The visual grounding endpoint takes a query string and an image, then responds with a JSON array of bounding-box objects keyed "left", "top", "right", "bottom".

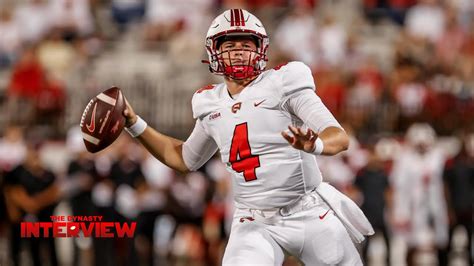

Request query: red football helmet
[{"left": 204, "top": 9, "right": 269, "bottom": 80}]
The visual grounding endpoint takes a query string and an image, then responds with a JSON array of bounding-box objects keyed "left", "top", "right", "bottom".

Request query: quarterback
[{"left": 123, "top": 9, "right": 373, "bottom": 265}]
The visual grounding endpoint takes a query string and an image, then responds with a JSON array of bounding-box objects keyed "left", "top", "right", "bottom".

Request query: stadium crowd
[{"left": 0, "top": 0, "right": 472, "bottom": 265}]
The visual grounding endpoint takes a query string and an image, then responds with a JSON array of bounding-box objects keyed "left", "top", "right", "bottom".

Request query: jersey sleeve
[
  {"left": 277, "top": 61, "right": 316, "bottom": 103},
  {"left": 182, "top": 119, "right": 218, "bottom": 171},
  {"left": 282, "top": 89, "right": 342, "bottom": 133}
]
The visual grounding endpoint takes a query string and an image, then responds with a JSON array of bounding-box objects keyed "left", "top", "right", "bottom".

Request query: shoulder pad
[
  {"left": 192, "top": 84, "right": 221, "bottom": 119},
  {"left": 276, "top": 61, "right": 315, "bottom": 98}
]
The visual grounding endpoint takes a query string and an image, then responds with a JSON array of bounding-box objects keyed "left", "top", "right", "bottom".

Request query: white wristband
[
  {"left": 312, "top": 138, "right": 324, "bottom": 155},
  {"left": 125, "top": 116, "right": 147, "bottom": 137}
]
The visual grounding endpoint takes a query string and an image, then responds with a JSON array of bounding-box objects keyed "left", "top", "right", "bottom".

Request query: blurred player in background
[
  {"left": 390, "top": 123, "right": 449, "bottom": 266},
  {"left": 4, "top": 143, "right": 61, "bottom": 266},
  {"left": 352, "top": 138, "right": 392, "bottom": 265},
  {"left": 65, "top": 128, "right": 98, "bottom": 266},
  {"left": 123, "top": 9, "right": 373, "bottom": 265},
  {"left": 440, "top": 132, "right": 474, "bottom": 266}
]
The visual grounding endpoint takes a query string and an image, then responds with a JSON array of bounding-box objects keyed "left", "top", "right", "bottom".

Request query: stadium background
[{"left": 0, "top": 0, "right": 472, "bottom": 265}]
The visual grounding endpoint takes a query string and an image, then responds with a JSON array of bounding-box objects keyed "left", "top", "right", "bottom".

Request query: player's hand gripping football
[
  {"left": 281, "top": 126, "right": 318, "bottom": 153},
  {"left": 122, "top": 98, "right": 137, "bottom": 127}
]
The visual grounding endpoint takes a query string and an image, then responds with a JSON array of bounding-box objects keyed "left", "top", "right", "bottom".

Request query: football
[{"left": 80, "top": 87, "right": 126, "bottom": 153}]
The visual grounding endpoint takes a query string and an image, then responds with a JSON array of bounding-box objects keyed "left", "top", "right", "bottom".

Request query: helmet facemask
[{"left": 211, "top": 36, "right": 267, "bottom": 80}]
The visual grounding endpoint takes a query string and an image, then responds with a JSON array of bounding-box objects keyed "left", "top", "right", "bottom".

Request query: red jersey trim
[
  {"left": 195, "top": 84, "right": 216, "bottom": 94},
  {"left": 273, "top": 62, "right": 288, "bottom": 71}
]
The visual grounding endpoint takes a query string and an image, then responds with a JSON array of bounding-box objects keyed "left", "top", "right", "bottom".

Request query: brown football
[{"left": 80, "top": 87, "right": 126, "bottom": 153}]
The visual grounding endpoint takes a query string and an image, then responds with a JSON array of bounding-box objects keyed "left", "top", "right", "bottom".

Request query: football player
[
  {"left": 123, "top": 9, "right": 373, "bottom": 265},
  {"left": 390, "top": 123, "right": 448, "bottom": 265}
]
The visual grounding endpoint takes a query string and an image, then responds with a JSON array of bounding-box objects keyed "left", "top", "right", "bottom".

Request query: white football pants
[{"left": 222, "top": 191, "right": 362, "bottom": 265}]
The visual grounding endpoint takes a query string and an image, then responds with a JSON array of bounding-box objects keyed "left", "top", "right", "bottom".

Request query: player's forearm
[
  {"left": 319, "top": 127, "right": 349, "bottom": 155},
  {"left": 136, "top": 127, "right": 190, "bottom": 173},
  {"left": 7, "top": 185, "right": 60, "bottom": 214}
]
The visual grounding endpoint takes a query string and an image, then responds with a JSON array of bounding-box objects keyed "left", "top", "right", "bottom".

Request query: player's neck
[{"left": 225, "top": 76, "right": 257, "bottom": 97}]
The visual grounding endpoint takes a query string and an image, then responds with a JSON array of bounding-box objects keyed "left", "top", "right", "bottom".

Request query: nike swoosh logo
[
  {"left": 239, "top": 217, "right": 255, "bottom": 223},
  {"left": 319, "top": 210, "right": 330, "bottom": 220},
  {"left": 254, "top": 99, "right": 266, "bottom": 107},
  {"left": 86, "top": 102, "right": 97, "bottom": 133}
]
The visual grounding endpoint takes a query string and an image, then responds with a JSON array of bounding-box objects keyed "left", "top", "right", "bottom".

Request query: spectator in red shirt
[
  {"left": 7, "top": 46, "right": 46, "bottom": 125},
  {"left": 7, "top": 45, "right": 67, "bottom": 133}
]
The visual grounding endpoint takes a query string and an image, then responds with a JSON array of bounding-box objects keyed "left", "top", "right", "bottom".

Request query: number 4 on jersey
[{"left": 229, "top": 123, "right": 260, "bottom": 181}]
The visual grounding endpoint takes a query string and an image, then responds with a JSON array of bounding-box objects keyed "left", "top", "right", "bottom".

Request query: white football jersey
[{"left": 191, "top": 61, "right": 340, "bottom": 209}]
